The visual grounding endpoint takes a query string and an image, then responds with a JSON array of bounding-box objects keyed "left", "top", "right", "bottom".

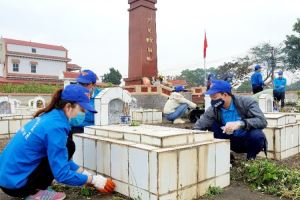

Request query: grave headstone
[
  {"left": 28, "top": 96, "right": 46, "bottom": 109},
  {"left": 0, "top": 97, "right": 18, "bottom": 114},
  {"left": 94, "top": 87, "right": 133, "bottom": 126},
  {"left": 0, "top": 100, "right": 11, "bottom": 114},
  {"left": 259, "top": 94, "right": 273, "bottom": 113}
]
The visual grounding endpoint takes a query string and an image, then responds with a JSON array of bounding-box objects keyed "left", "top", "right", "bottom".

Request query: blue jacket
[
  {"left": 251, "top": 71, "right": 264, "bottom": 87},
  {"left": 273, "top": 77, "right": 287, "bottom": 93},
  {"left": 0, "top": 109, "right": 87, "bottom": 189},
  {"left": 82, "top": 87, "right": 101, "bottom": 127}
]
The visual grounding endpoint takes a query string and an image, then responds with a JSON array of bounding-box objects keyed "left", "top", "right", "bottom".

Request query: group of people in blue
[
  {"left": 207, "top": 64, "right": 287, "bottom": 109},
  {"left": 0, "top": 70, "right": 115, "bottom": 199},
  {"left": 250, "top": 64, "right": 287, "bottom": 109}
]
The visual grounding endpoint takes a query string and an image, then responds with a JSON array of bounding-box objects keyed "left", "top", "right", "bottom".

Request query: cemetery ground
[{"left": 0, "top": 122, "right": 299, "bottom": 200}]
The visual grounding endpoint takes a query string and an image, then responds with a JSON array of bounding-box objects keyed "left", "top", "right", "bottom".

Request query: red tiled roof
[
  {"left": 168, "top": 79, "right": 188, "bottom": 86},
  {"left": 67, "top": 63, "right": 82, "bottom": 70},
  {"left": 3, "top": 38, "right": 67, "bottom": 51},
  {"left": 63, "top": 71, "right": 80, "bottom": 79}
]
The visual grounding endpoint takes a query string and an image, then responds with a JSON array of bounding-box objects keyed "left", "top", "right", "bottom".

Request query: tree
[
  {"left": 249, "top": 42, "right": 285, "bottom": 81},
  {"left": 236, "top": 80, "right": 252, "bottom": 92},
  {"left": 102, "top": 68, "right": 122, "bottom": 85},
  {"left": 284, "top": 18, "right": 300, "bottom": 71},
  {"left": 215, "top": 56, "right": 252, "bottom": 84},
  {"left": 177, "top": 67, "right": 216, "bottom": 87}
]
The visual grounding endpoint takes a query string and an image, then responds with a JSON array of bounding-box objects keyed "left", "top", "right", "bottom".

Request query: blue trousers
[
  {"left": 165, "top": 103, "right": 188, "bottom": 121},
  {"left": 211, "top": 122, "right": 267, "bottom": 159}
]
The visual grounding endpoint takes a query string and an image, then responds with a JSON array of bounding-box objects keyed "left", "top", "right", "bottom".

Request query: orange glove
[
  {"left": 98, "top": 179, "right": 116, "bottom": 193},
  {"left": 92, "top": 175, "right": 116, "bottom": 193}
]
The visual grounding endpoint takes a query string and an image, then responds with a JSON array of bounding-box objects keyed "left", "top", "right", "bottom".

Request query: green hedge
[{"left": 0, "top": 83, "right": 62, "bottom": 94}]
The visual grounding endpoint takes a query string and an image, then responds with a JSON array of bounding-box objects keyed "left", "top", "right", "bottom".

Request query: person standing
[
  {"left": 251, "top": 65, "right": 264, "bottom": 94},
  {"left": 273, "top": 70, "right": 287, "bottom": 109}
]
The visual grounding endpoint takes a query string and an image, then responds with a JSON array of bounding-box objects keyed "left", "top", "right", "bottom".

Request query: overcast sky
[{"left": 0, "top": 0, "right": 299, "bottom": 78}]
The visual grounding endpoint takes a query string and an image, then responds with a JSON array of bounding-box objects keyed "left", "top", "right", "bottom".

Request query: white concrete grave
[
  {"left": 132, "top": 109, "right": 162, "bottom": 124},
  {"left": 259, "top": 94, "right": 273, "bottom": 113},
  {"left": 84, "top": 125, "right": 214, "bottom": 148},
  {"left": 0, "top": 97, "right": 19, "bottom": 114},
  {"left": 94, "top": 87, "right": 133, "bottom": 126},
  {"left": 0, "top": 114, "right": 32, "bottom": 139},
  {"left": 74, "top": 87, "right": 231, "bottom": 199},
  {"left": 259, "top": 113, "right": 300, "bottom": 160},
  {"left": 74, "top": 125, "right": 230, "bottom": 200}
]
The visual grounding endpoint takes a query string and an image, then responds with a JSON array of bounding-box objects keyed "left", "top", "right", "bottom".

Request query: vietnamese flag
[{"left": 203, "top": 32, "right": 208, "bottom": 59}]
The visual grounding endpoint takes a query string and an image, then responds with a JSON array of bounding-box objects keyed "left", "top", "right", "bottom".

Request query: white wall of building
[
  {"left": 0, "top": 39, "right": 3, "bottom": 64},
  {"left": 7, "top": 56, "right": 66, "bottom": 76},
  {"left": 7, "top": 44, "right": 67, "bottom": 58},
  {"left": 0, "top": 40, "right": 3, "bottom": 77},
  {"left": 0, "top": 64, "right": 3, "bottom": 77}
]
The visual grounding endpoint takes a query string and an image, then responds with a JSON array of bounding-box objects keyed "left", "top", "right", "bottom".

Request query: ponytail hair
[{"left": 33, "top": 88, "right": 76, "bottom": 118}]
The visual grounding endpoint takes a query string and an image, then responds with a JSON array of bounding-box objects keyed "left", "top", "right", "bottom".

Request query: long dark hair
[{"left": 33, "top": 88, "right": 76, "bottom": 118}]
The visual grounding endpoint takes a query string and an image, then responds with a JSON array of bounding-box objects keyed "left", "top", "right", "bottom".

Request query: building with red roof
[{"left": 0, "top": 37, "right": 82, "bottom": 84}]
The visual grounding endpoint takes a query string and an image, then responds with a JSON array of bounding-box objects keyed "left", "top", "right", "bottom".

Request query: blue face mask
[
  {"left": 211, "top": 98, "right": 225, "bottom": 109},
  {"left": 69, "top": 111, "right": 86, "bottom": 127}
]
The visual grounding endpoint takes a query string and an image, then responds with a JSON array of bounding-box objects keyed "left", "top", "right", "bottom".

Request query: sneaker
[
  {"left": 173, "top": 118, "right": 185, "bottom": 124},
  {"left": 25, "top": 189, "right": 66, "bottom": 200}
]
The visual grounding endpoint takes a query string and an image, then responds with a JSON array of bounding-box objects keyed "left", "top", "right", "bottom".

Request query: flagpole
[
  {"left": 204, "top": 58, "right": 206, "bottom": 85},
  {"left": 203, "top": 30, "right": 208, "bottom": 86}
]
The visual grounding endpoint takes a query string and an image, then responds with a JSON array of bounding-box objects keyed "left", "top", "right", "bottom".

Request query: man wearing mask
[
  {"left": 194, "top": 80, "right": 267, "bottom": 159},
  {"left": 251, "top": 65, "right": 265, "bottom": 94},
  {"left": 273, "top": 70, "right": 287, "bottom": 109},
  {"left": 71, "top": 69, "right": 101, "bottom": 133}
]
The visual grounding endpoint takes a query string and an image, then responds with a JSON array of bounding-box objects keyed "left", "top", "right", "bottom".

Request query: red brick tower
[{"left": 124, "top": 0, "right": 158, "bottom": 86}]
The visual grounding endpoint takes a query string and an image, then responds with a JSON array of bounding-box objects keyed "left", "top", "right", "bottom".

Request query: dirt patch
[
  {"left": 275, "top": 153, "right": 300, "bottom": 170},
  {"left": 200, "top": 182, "right": 286, "bottom": 200}
]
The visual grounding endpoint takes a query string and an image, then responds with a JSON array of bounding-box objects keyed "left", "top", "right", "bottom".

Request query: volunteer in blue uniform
[
  {"left": 251, "top": 65, "right": 265, "bottom": 94},
  {"left": 273, "top": 70, "right": 287, "bottom": 109},
  {"left": 195, "top": 80, "right": 267, "bottom": 160},
  {"left": 71, "top": 69, "right": 101, "bottom": 134},
  {"left": 0, "top": 84, "right": 115, "bottom": 199}
]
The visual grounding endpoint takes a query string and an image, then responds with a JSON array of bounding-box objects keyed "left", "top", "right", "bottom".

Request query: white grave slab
[{"left": 132, "top": 109, "right": 162, "bottom": 124}]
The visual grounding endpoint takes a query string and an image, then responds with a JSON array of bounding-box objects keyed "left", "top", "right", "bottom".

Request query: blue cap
[
  {"left": 173, "top": 85, "right": 188, "bottom": 92},
  {"left": 254, "top": 65, "right": 262, "bottom": 70},
  {"left": 205, "top": 80, "right": 231, "bottom": 95},
  {"left": 277, "top": 70, "right": 283, "bottom": 75},
  {"left": 76, "top": 70, "right": 98, "bottom": 84},
  {"left": 61, "top": 84, "right": 97, "bottom": 113}
]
